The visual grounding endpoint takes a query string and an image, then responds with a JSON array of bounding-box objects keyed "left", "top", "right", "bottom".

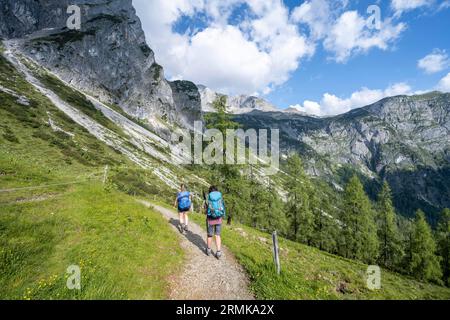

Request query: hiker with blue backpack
[
  {"left": 204, "top": 186, "right": 226, "bottom": 259},
  {"left": 174, "top": 184, "right": 193, "bottom": 233}
]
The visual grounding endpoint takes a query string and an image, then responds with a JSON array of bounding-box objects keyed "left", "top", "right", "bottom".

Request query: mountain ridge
[
  {"left": 0, "top": 0, "right": 202, "bottom": 133},
  {"left": 233, "top": 91, "right": 450, "bottom": 218}
]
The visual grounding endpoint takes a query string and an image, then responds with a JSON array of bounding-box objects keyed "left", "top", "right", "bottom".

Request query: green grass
[
  {"left": 0, "top": 51, "right": 185, "bottom": 300},
  {"left": 0, "top": 183, "right": 183, "bottom": 299},
  {"left": 187, "top": 211, "right": 450, "bottom": 300}
]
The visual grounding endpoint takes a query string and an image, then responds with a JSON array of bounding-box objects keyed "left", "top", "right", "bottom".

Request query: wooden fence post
[{"left": 272, "top": 231, "right": 281, "bottom": 275}]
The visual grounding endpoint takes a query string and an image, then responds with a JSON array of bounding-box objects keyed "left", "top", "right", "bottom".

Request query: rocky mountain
[
  {"left": 234, "top": 92, "right": 450, "bottom": 219},
  {"left": 1, "top": 1, "right": 448, "bottom": 220},
  {"left": 198, "top": 85, "right": 277, "bottom": 114},
  {"left": 283, "top": 106, "right": 310, "bottom": 115},
  {"left": 0, "top": 0, "right": 202, "bottom": 133}
]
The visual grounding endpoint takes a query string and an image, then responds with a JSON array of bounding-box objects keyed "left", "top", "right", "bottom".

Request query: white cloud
[
  {"left": 133, "top": 0, "right": 314, "bottom": 95},
  {"left": 323, "top": 11, "right": 406, "bottom": 62},
  {"left": 440, "top": 1, "right": 450, "bottom": 10},
  {"left": 292, "top": 1, "right": 406, "bottom": 63},
  {"left": 133, "top": 0, "right": 408, "bottom": 94},
  {"left": 391, "top": 0, "right": 434, "bottom": 15},
  {"left": 290, "top": 82, "right": 412, "bottom": 116},
  {"left": 437, "top": 72, "right": 450, "bottom": 92},
  {"left": 291, "top": 0, "right": 335, "bottom": 40},
  {"left": 418, "top": 49, "right": 449, "bottom": 74}
]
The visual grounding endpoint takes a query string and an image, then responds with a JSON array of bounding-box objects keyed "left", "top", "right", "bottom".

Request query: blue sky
[{"left": 133, "top": 0, "right": 450, "bottom": 115}]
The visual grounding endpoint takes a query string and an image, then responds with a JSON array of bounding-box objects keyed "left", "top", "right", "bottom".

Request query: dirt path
[{"left": 139, "top": 201, "right": 254, "bottom": 300}]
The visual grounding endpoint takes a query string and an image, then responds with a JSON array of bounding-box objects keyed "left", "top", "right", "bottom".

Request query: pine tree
[
  {"left": 407, "top": 210, "right": 442, "bottom": 283},
  {"left": 340, "top": 175, "right": 379, "bottom": 263},
  {"left": 204, "top": 96, "right": 240, "bottom": 137},
  {"left": 248, "top": 175, "right": 267, "bottom": 228},
  {"left": 219, "top": 169, "right": 250, "bottom": 225},
  {"left": 266, "top": 182, "right": 288, "bottom": 235},
  {"left": 376, "top": 181, "right": 404, "bottom": 270},
  {"left": 205, "top": 96, "right": 244, "bottom": 225},
  {"left": 284, "top": 154, "right": 314, "bottom": 245},
  {"left": 310, "top": 186, "right": 338, "bottom": 253},
  {"left": 249, "top": 179, "right": 287, "bottom": 234},
  {"left": 436, "top": 208, "right": 450, "bottom": 286}
]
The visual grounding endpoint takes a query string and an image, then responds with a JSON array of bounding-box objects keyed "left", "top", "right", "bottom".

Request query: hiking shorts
[{"left": 206, "top": 221, "right": 222, "bottom": 237}]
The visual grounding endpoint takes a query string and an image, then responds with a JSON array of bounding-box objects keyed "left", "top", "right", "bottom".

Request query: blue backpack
[
  {"left": 177, "top": 191, "right": 191, "bottom": 211},
  {"left": 207, "top": 191, "right": 226, "bottom": 219}
]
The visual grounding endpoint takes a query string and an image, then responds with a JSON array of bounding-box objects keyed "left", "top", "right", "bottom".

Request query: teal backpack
[{"left": 207, "top": 191, "right": 226, "bottom": 219}]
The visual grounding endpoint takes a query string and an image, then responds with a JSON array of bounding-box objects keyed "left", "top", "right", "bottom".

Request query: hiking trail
[{"left": 138, "top": 201, "right": 255, "bottom": 300}]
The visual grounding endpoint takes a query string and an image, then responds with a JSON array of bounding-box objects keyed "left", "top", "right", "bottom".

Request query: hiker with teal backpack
[
  {"left": 203, "top": 186, "right": 226, "bottom": 259},
  {"left": 174, "top": 184, "right": 193, "bottom": 233}
]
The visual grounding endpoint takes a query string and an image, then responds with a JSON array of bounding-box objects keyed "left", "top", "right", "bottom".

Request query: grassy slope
[
  {"left": 0, "top": 52, "right": 184, "bottom": 299},
  {"left": 181, "top": 208, "right": 450, "bottom": 300},
  {"left": 0, "top": 184, "right": 183, "bottom": 299}
]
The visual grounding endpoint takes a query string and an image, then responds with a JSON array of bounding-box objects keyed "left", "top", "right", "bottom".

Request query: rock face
[
  {"left": 170, "top": 80, "right": 203, "bottom": 127},
  {"left": 234, "top": 92, "right": 450, "bottom": 217},
  {"left": 0, "top": 0, "right": 202, "bottom": 130},
  {"left": 198, "top": 85, "right": 277, "bottom": 114}
]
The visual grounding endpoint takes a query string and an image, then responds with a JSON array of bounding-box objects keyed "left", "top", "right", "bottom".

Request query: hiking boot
[
  {"left": 206, "top": 248, "right": 212, "bottom": 256},
  {"left": 184, "top": 224, "right": 189, "bottom": 233},
  {"left": 216, "top": 251, "right": 222, "bottom": 260},
  {"left": 178, "top": 223, "right": 184, "bottom": 233}
]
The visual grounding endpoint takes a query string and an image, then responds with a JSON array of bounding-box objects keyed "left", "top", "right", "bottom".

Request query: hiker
[
  {"left": 174, "top": 184, "right": 193, "bottom": 233},
  {"left": 204, "top": 186, "right": 226, "bottom": 259}
]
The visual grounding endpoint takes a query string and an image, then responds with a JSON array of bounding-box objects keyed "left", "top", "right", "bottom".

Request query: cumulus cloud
[
  {"left": 290, "top": 82, "right": 412, "bottom": 116},
  {"left": 324, "top": 11, "right": 405, "bottom": 62},
  {"left": 391, "top": 0, "right": 434, "bottom": 15},
  {"left": 133, "top": 0, "right": 409, "bottom": 94},
  {"left": 418, "top": 49, "right": 449, "bottom": 74},
  {"left": 291, "top": 0, "right": 337, "bottom": 40},
  {"left": 133, "top": 0, "right": 314, "bottom": 95},
  {"left": 292, "top": 0, "right": 406, "bottom": 63},
  {"left": 438, "top": 72, "right": 450, "bottom": 92}
]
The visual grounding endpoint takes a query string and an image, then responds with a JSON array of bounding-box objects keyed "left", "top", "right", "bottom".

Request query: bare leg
[
  {"left": 184, "top": 213, "right": 189, "bottom": 227},
  {"left": 207, "top": 236, "right": 213, "bottom": 249},
  {"left": 215, "top": 235, "right": 222, "bottom": 252},
  {"left": 179, "top": 212, "right": 185, "bottom": 225}
]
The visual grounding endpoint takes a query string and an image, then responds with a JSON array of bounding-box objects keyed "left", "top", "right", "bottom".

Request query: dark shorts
[
  {"left": 206, "top": 221, "right": 222, "bottom": 237},
  {"left": 178, "top": 208, "right": 190, "bottom": 213}
]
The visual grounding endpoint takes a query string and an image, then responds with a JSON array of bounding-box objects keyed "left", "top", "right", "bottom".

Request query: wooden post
[{"left": 272, "top": 231, "right": 281, "bottom": 275}]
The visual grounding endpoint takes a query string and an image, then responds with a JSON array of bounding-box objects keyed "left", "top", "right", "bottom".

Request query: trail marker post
[{"left": 272, "top": 231, "right": 281, "bottom": 275}]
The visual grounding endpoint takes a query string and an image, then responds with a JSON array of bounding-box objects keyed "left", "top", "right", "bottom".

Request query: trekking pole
[{"left": 272, "top": 231, "right": 281, "bottom": 275}]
